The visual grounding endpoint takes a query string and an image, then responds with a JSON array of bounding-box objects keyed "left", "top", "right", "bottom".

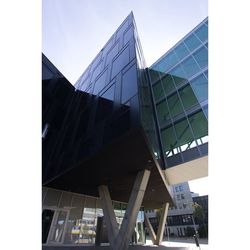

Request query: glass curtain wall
[
  {"left": 42, "top": 187, "right": 145, "bottom": 245},
  {"left": 148, "top": 18, "right": 208, "bottom": 168}
]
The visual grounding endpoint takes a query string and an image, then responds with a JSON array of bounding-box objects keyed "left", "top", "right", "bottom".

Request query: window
[
  {"left": 124, "top": 26, "right": 134, "bottom": 45},
  {"left": 193, "top": 46, "right": 208, "bottom": 69},
  {"left": 181, "top": 56, "right": 200, "bottom": 79},
  {"left": 188, "top": 111, "right": 208, "bottom": 140},
  {"left": 157, "top": 50, "right": 178, "bottom": 73},
  {"left": 101, "top": 84, "right": 115, "bottom": 101},
  {"left": 93, "top": 70, "right": 107, "bottom": 95},
  {"left": 170, "top": 65, "right": 187, "bottom": 85},
  {"left": 152, "top": 81, "right": 164, "bottom": 101},
  {"left": 161, "top": 126, "right": 178, "bottom": 156},
  {"left": 179, "top": 85, "right": 198, "bottom": 110},
  {"left": 167, "top": 93, "right": 183, "bottom": 117},
  {"left": 175, "top": 186, "right": 179, "bottom": 192},
  {"left": 194, "top": 24, "right": 208, "bottom": 43},
  {"left": 162, "top": 74, "right": 175, "bottom": 95},
  {"left": 105, "top": 43, "right": 119, "bottom": 66},
  {"left": 184, "top": 33, "right": 201, "bottom": 52},
  {"left": 121, "top": 65, "right": 137, "bottom": 103},
  {"left": 190, "top": 74, "right": 208, "bottom": 102},
  {"left": 149, "top": 69, "right": 159, "bottom": 83},
  {"left": 156, "top": 101, "right": 170, "bottom": 125},
  {"left": 174, "top": 118, "right": 194, "bottom": 149},
  {"left": 181, "top": 194, "right": 185, "bottom": 200},
  {"left": 111, "top": 46, "right": 130, "bottom": 79},
  {"left": 174, "top": 42, "right": 189, "bottom": 60}
]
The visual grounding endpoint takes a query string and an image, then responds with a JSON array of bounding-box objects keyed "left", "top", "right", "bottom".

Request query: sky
[{"left": 42, "top": 0, "right": 208, "bottom": 196}]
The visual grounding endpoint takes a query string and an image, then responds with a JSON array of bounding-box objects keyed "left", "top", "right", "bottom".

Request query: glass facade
[
  {"left": 149, "top": 17, "right": 208, "bottom": 168},
  {"left": 42, "top": 187, "right": 145, "bottom": 245}
]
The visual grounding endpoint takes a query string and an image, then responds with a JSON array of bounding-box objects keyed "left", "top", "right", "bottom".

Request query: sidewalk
[{"left": 145, "top": 237, "right": 208, "bottom": 250}]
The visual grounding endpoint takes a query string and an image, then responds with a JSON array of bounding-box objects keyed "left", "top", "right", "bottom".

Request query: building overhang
[{"left": 164, "top": 155, "right": 208, "bottom": 185}]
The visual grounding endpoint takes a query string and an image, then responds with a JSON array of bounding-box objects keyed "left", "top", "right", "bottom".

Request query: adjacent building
[{"left": 42, "top": 12, "right": 208, "bottom": 249}]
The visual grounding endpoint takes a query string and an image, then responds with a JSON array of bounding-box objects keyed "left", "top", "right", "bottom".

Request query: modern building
[
  {"left": 42, "top": 12, "right": 208, "bottom": 250},
  {"left": 146, "top": 182, "right": 198, "bottom": 237}
]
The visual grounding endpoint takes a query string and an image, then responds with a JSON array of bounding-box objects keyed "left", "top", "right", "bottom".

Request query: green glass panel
[
  {"left": 174, "top": 118, "right": 193, "bottom": 147},
  {"left": 170, "top": 65, "right": 187, "bottom": 85},
  {"left": 156, "top": 101, "right": 170, "bottom": 125},
  {"left": 149, "top": 69, "right": 159, "bottom": 83},
  {"left": 184, "top": 33, "right": 201, "bottom": 52},
  {"left": 194, "top": 24, "right": 208, "bottom": 42},
  {"left": 161, "top": 126, "right": 178, "bottom": 153},
  {"left": 179, "top": 84, "right": 198, "bottom": 110},
  {"left": 193, "top": 46, "right": 208, "bottom": 69},
  {"left": 190, "top": 74, "right": 208, "bottom": 102},
  {"left": 168, "top": 93, "right": 183, "bottom": 117},
  {"left": 189, "top": 111, "right": 208, "bottom": 140},
  {"left": 174, "top": 42, "right": 189, "bottom": 60},
  {"left": 162, "top": 74, "right": 175, "bottom": 95},
  {"left": 181, "top": 56, "right": 200, "bottom": 78},
  {"left": 152, "top": 81, "right": 164, "bottom": 101},
  {"left": 157, "top": 51, "right": 179, "bottom": 73}
]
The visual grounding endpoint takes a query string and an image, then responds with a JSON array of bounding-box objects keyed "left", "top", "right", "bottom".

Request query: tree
[{"left": 192, "top": 202, "right": 207, "bottom": 238}]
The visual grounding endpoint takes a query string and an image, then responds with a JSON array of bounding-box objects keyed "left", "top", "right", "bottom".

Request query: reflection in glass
[
  {"left": 174, "top": 42, "right": 189, "bottom": 60},
  {"left": 157, "top": 50, "right": 178, "bottom": 73},
  {"left": 152, "top": 81, "right": 164, "bottom": 101},
  {"left": 194, "top": 24, "right": 208, "bottom": 43},
  {"left": 168, "top": 93, "right": 183, "bottom": 117},
  {"left": 161, "top": 126, "right": 178, "bottom": 157},
  {"left": 179, "top": 85, "right": 198, "bottom": 110},
  {"left": 189, "top": 111, "right": 208, "bottom": 141},
  {"left": 50, "top": 211, "right": 67, "bottom": 243},
  {"left": 193, "top": 46, "right": 208, "bottom": 69},
  {"left": 181, "top": 56, "right": 200, "bottom": 79},
  {"left": 170, "top": 65, "right": 187, "bottom": 86},
  {"left": 184, "top": 33, "right": 201, "bottom": 52},
  {"left": 190, "top": 74, "right": 208, "bottom": 102},
  {"left": 162, "top": 74, "right": 175, "bottom": 95},
  {"left": 156, "top": 101, "right": 170, "bottom": 125}
]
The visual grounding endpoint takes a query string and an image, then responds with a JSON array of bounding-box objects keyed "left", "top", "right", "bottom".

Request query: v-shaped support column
[
  {"left": 98, "top": 169, "right": 150, "bottom": 250},
  {"left": 144, "top": 202, "right": 169, "bottom": 245}
]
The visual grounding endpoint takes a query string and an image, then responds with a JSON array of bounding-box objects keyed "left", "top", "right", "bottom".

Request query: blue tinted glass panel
[
  {"left": 184, "top": 34, "right": 201, "bottom": 52},
  {"left": 190, "top": 74, "right": 208, "bottom": 102},
  {"left": 101, "top": 84, "right": 115, "bottom": 101},
  {"left": 121, "top": 65, "right": 137, "bottom": 103},
  {"left": 204, "top": 70, "right": 208, "bottom": 79},
  {"left": 157, "top": 51, "right": 178, "bottom": 73},
  {"left": 193, "top": 47, "right": 208, "bottom": 69},
  {"left": 168, "top": 93, "right": 183, "bottom": 117},
  {"left": 91, "top": 62, "right": 103, "bottom": 82},
  {"left": 170, "top": 65, "right": 187, "bottom": 85},
  {"left": 181, "top": 56, "right": 200, "bottom": 78},
  {"left": 106, "top": 43, "right": 119, "bottom": 66},
  {"left": 124, "top": 26, "right": 134, "bottom": 45},
  {"left": 111, "top": 46, "right": 130, "bottom": 79},
  {"left": 194, "top": 24, "right": 208, "bottom": 42},
  {"left": 93, "top": 70, "right": 107, "bottom": 95},
  {"left": 174, "top": 42, "right": 189, "bottom": 60}
]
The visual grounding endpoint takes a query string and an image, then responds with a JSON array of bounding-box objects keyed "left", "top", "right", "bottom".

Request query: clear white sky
[{"left": 42, "top": 0, "right": 208, "bottom": 196}]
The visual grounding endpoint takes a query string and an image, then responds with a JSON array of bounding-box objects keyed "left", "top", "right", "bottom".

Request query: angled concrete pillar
[
  {"left": 115, "top": 169, "right": 150, "bottom": 250},
  {"left": 144, "top": 212, "right": 156, "bottom": 244},
  {"left": 98, "top": 185, "right": 119, "bottom": 247},
  {"left": 98, "top": 169, "right": 150, "bottom": 250},
  {"left": 155, "top": 202, "right": 169, "bottom": 245}
]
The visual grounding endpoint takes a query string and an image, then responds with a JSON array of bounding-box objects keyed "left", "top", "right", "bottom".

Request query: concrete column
[
  {"left": 98, "top": 185, "right": 119, "bottom": 247},
  {"left": 144, "top": 212, "right": 156, "bottom": 244},
  {"left": 115, "top": 169, "right": 150, "bottom": 250},
  {"left": 155, "top": 202, "right": 169, "bottom": 245}
]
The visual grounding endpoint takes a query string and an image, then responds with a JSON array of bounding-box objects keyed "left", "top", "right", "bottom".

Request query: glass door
[
  {"left": 47, "top": 210, "right": 68, "bottom": 244},
  {"left": 42, "top": 209, "right": 55, "bottom": 244}
]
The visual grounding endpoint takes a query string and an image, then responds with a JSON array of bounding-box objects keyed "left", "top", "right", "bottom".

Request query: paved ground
[{"left": 43, "top": 237, "right": 208, "bottom": 250}]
